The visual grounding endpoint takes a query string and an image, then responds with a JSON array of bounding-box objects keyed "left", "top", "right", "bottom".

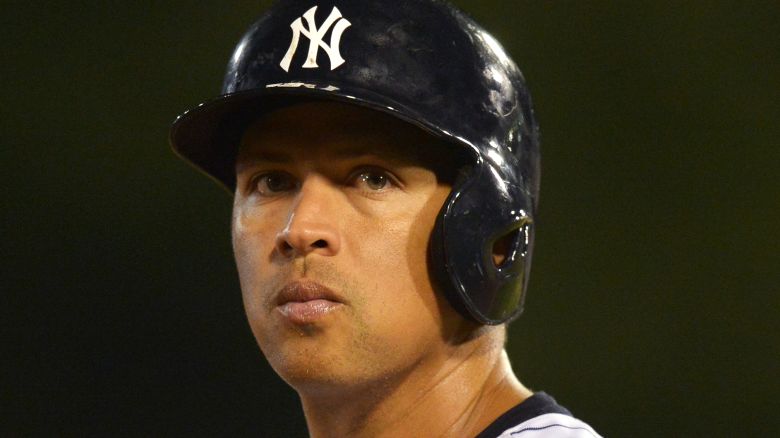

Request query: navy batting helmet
[{"left": 170, "top": 0, "right": 541, "bottom": 325}]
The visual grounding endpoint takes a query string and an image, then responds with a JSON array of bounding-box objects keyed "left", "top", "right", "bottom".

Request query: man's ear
[{"left": 491, "top": 228, "right": 522, "bottom": 268}]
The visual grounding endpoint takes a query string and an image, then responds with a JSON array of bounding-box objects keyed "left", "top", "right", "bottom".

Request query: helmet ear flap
[{"left": 429, "top": 160, "right": 535, "bottom": 325}]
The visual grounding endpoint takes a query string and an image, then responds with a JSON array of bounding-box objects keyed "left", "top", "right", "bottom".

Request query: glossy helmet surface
[{"left": 170, "top": 0, "right": 540, "bottom": 324}]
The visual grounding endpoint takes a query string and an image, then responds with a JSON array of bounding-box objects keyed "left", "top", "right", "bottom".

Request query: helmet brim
[{"left": 169, "top": 82, "right": 470, "bottom": 193}]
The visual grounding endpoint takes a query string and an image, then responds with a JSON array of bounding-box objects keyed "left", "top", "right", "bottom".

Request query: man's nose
[{"left": 274, "top": 176, "right": 341, "bottom": 258}]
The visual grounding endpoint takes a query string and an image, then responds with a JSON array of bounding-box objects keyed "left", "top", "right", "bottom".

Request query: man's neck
[{"left": 298, "top": 334, "right": 532, "bottom": 438}]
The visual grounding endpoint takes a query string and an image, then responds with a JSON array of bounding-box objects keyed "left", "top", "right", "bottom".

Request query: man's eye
[
  {"left": 356, "top": 171, "right": 390, "bottom": 191},
  {"left": 253, "top": 172, "right": 296, "bottom": 196}
]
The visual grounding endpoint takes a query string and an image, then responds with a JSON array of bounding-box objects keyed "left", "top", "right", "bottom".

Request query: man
[{"left": 170, "top": 1, "right": 601, "bottom": 436}]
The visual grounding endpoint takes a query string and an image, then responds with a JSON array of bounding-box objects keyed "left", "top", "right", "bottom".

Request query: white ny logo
[{"left": 280, "top": 6, "right": 352, "bottom": 72}]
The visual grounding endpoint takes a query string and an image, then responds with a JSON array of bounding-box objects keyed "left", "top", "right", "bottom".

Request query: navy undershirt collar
[{"left": 474, "top": 392, "right": 572, "bottom": 438}]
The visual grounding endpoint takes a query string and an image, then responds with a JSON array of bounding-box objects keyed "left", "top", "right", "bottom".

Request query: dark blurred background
[{"left": 3, "top": 1, "right": 778, "bottom": 436}]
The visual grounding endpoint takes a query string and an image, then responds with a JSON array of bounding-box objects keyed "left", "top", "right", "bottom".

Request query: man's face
[{"left": 232, "top": 101, "right": 464, "bottom": 392}]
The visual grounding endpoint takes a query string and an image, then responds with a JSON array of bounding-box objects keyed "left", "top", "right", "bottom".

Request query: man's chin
[
  {"left": 257, "top": 330, "right": 355, "bottom": 385},
  {"left": 268, "top": 354, "right": 361, "bottom": 394}
]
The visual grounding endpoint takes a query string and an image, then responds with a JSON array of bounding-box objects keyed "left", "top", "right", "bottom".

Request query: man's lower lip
[{"left": 276, "top": 299, "right": 343, "bottom": 324}]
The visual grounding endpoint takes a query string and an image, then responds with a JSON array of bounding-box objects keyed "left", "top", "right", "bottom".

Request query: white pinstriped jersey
[{"left": 492, "top": 413, "right": 601, "bottom": 437}]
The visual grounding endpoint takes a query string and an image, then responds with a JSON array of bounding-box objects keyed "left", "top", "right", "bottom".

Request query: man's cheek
[{"left": 236, "top": 255, "right": 273, "bottom": 319}]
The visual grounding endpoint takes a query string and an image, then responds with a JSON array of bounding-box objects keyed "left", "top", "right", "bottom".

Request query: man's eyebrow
[
  {"left": 239, "top": 144, "right": 426, "bottom": 165},
  {"left": 243, "top": 150, "right": 293, "bottom": 163}
]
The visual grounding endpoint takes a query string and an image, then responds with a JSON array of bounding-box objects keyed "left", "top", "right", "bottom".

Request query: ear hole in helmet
[{"left": 492, "top": 228, "right": 521, "bottom": 268}]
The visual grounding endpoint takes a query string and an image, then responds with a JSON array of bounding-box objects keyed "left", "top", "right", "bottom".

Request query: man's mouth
[{"left": 275, "top": 280, "right": 344, "bottom": 324}]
